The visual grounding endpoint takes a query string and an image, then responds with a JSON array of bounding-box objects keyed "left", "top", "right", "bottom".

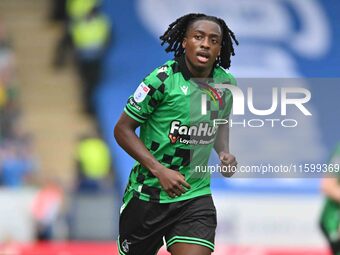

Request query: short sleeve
[{"left": 124, "top": 65, "right": 170, "bottom": 123}]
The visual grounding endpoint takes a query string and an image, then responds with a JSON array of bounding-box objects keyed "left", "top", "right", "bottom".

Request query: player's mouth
[{"left": 196, "top": 51, "right": 210, "bottom": 64}]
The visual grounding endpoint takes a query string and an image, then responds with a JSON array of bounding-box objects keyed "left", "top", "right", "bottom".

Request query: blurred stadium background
[{"left": 0, "top": 0, "right": 339, "bottom": 254}]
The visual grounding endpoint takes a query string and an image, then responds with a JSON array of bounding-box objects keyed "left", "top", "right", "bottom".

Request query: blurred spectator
[
  {"left": 49, "top": 0, "right": 99, "bottom": 24},
  {"left": 31, "top": 176, "right": 64, "bottom": 240},
  {"left": 66, "top": 0, "right": 101, "bottom": 21},
  {"left": 0, "top": 135, "right": 38, "bottom": 187},
  {"left": 320, "top": 143, "right": 340, "bottom": 255},
  {"left": 54, "top": 1, "right": 112, "bottom": 116},
  {"left": 0, "top": 21, "right": 39, "bottom": 188},
  {"left": 75, "top": 132, "right": 113, "bottom": 192},
  {"left": 0, "top": 20, "right": 19, "bottom": 141}
]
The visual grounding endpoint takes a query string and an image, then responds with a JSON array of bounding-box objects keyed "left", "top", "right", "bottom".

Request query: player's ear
[{"left": 182, "top": 37, "right": 187, "bottom": 49}]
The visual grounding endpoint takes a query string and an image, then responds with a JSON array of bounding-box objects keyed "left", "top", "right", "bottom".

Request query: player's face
[{"left": 182, "top": 19, "right": 222, "bottom": 77}]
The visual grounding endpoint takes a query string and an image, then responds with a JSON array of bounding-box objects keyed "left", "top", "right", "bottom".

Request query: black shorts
[{"left": 117, "top": 195, "right": 217, "bottom": 255}]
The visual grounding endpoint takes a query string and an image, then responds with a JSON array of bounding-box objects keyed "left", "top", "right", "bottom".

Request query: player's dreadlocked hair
[{"left": 160, "top": 13, "right": 239, "bottom": 69}]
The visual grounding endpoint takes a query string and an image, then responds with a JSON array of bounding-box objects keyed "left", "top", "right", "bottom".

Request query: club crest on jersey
[
  {"left": 215, "top": 88, "right": 224, "bottom": 99},
  {"left": 168, "top": 120, "right": 217, "bottom": 145},
  {"left": 133, "top": 82, "right": 150, "bottom": 103}
]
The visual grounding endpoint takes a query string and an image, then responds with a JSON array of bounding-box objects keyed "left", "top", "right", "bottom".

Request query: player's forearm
[
  {"left": 114, "top": 124, "right": 163, "bottom": 176},
  {"left": 214, "top": 141, "right": 229, "bottom": 155},
  {"left": 214, "top": 124, "right": 230, "bottom": 155},
  {"left": 321, "top": 178, "right": 340, "bottom": 203}
]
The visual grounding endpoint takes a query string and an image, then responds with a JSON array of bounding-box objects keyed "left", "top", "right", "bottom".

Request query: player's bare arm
[
  {"left": 114, "top": 112, "right": 190, "bottom": 197},
  {"left": 321, "top": 178, "right": 340, "bottom": 203},
  {"left": 213, "top": 120, "right": 237, "bottom": 177}
]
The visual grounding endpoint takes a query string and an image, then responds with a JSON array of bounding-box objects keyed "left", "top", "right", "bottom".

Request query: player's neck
[{"left": 184, "top": 56, "right": 213, "bottom": 78}]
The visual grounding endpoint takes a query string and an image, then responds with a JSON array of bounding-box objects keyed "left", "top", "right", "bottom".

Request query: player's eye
[
  {"left": 211, "top": 38, "right": 218, "bottom": 44},
  {"left": 194, "top": 35, "right": 203, "bottom": 40}
]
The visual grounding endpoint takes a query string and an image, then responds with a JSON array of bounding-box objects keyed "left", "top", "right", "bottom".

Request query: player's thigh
[
  {"left": 169, "top": 242, "right": 211, "bottom": 255},
  {"left": 118, "top": 197, "right": 165, "bottom": 255}
]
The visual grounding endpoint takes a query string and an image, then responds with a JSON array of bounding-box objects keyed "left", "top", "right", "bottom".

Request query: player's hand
[
  {"left": 154, "top": 166, "right": 191, "bottom": 198},
  {"left": 219, "top": 151, "right": 237, "bottom": 177}
]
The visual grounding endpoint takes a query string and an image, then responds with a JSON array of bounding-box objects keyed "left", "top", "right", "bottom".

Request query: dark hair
[{"left": 160, "top": 13, "right": 238, "bottom": 69}]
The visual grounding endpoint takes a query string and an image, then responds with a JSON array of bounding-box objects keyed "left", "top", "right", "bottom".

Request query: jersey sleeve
[{"left": 124, "top": 65, "right": 170, "bottom": 123}]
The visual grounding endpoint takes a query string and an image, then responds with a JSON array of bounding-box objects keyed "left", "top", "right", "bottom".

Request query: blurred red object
[{"left": 0, "top": 242, "right": 331, "bottom": 255}]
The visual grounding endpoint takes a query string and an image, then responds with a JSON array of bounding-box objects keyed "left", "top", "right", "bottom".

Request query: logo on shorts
[
  {"left": 122, "top": 239, "right": 131, "bottom": 253},
  {"left": 133, "top": 82, "right": 150, "bottom": 103}
]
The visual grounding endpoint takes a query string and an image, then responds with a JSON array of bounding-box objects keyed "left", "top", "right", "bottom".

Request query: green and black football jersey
[
  {"left": 123, "top": 55, "right": 236, "bottom": 204},
  {"left": 320, "top": 143, "right": 340, "bottom": 241}
]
